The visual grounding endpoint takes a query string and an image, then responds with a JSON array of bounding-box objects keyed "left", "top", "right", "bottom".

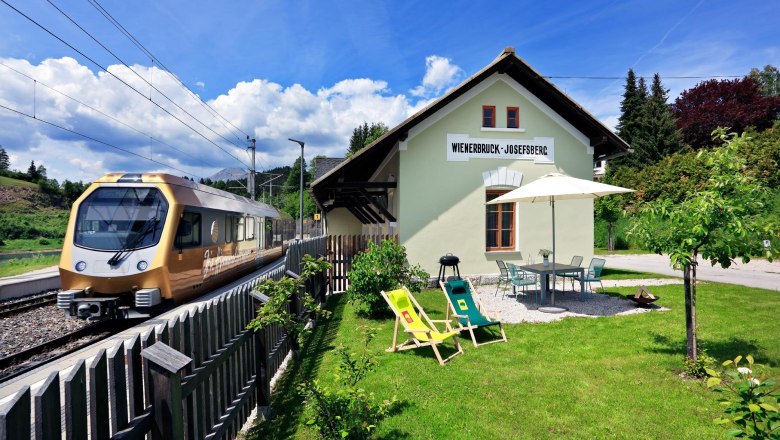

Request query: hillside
[{"left": 0, "top": 177, "right": 69, "bottom": 250}]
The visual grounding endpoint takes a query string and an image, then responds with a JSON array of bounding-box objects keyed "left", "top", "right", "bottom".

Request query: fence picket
[
  {"left": 108, "top": 341, "right": 129, "bottom": 435},
  {"left": 0, "top": 385, "right": 30, "bottom": 440},
  {"left": 33, "top": 372, "right": 59, "bottom": 440},
  {"left": 126, "top": 334, "right": 144, "bottom": 419},
  {"left": 64, "top": 360, "right": 88, "bottom": 440},
  {"left": 88, "top": 348, "right": 109, "bottom": 440}
]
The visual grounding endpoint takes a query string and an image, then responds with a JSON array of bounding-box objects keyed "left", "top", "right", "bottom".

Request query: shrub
[
  {"left": 300, "top": 326, "right": 396, "bottom": 439},
  {"left": 38, "top": 237, "right": 50, "bottom": 245},
  {"left": 683, "top": 348, "right": 715, "bottom": 378},
  {"left": 707, "top": 355, "right": 780, "bottom": 438},
  {"left": 347, "top": 240, "right": 429, "bottom": 317}
]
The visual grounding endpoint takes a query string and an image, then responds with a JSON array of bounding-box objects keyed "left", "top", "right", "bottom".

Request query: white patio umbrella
[{"left": 487, "top": 172, "right": 634, "bottom": 310}]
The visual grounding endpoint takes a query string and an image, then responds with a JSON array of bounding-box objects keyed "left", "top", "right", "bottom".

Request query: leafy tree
[
  {"left": 594, "top": 173, "right": 624, "bottom": 251},
  {"left": 0, "top": 146, "right": 9, "bottom": 171},
  {"left": 748, "top": 64, "right": 780, "bottom": 96},
  {"left": 347, "top": 122, "right": 388, "bottom": 157},
  {"left": 284, "top": 156, "right": 310, "bottom": 195},
  {"left": 36, "top": 164, "right": 47, "bottom": 180},
  {"left": 27, "top": 161, "right": 40, "bottom": 180},
  {"left": 672, "top": 78, "right": 780, "bottom": 150},
  {"left": 631, "top": 130, "right": 780, "bottom": 362},
  {"left": 62, "top": 180, "right": 89, "bottom": 208}
]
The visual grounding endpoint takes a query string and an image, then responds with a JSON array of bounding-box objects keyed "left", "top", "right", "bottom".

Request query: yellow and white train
[{"left": 57, "top": 173, "right": 295, "bottom": 319}]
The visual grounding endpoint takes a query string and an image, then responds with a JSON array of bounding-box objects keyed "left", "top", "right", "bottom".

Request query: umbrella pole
[{"left": 551, "top": 196, "right": 556, "bottom": 306}]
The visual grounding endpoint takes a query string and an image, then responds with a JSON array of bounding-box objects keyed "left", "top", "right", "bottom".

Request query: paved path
[{"left": 603, "top": 254, "right": 780, "bottom": 291}]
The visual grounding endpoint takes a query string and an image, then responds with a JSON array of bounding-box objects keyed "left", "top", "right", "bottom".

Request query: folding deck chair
[
  {"left": 381, "top": 287, "right": 464, "bottom": 366},
  {"left": 440, "top": 278, "right": 507, "bottom": 347}
]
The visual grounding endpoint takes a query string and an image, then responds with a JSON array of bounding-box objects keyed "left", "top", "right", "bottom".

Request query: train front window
[{"left": 74, "top": 187, "right": 168, "bottom": 251}]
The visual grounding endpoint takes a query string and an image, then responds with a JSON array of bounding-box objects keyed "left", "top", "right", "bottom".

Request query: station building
[{"left": 310, "top": 48, "right": 629, "bottom": 275}]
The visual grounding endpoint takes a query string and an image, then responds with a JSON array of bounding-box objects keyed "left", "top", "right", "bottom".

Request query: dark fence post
[{"left": 141, "top": 342, "right": 192, "bottom": 440}]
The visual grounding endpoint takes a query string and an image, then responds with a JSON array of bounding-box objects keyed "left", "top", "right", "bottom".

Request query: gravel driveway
[{"left": 603, "top": 254, "right": 780, "bottom": 291}]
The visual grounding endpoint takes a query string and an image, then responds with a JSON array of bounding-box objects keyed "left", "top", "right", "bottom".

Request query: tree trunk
[
  {"left": 683, "top": 262, "right": 698, "bottom": 361},
  {"left": 607, "top": 223, "right": 614, "bottom": 251}
]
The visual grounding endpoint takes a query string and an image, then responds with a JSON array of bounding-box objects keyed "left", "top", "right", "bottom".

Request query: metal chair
[
  {"left": 557, "top": 255, "right": 583, "bottom": 292},
  {"left": 575, "top": 258, "right": 606, "bottom": 297},
  {"left": 494, "top": 260, "right": 511, "bottom": 296},
  {"left": 506, "top": 262, "right": 539, "bottom": 303}
]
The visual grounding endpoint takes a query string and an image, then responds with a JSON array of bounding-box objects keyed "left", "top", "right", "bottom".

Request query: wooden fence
[
  {"left": 0, "top": 236, "right": 327, "bottom": 440},
  {"left": 325, "top": 234, "right": 398, "bottom": 293}
]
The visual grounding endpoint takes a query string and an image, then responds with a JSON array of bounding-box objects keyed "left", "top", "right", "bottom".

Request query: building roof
[
  {"left": 310, "top": 48, "right": 630, "bottom": 221},
  {"left": 311, "top": 157, "right": 346, "bottom": 181}
]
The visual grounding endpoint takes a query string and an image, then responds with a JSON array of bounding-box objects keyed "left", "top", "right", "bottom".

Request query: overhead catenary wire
[
  {"left": 42, "top": 0, "right": 250, "bottom": 160},
  {"left": 0, "top": 61, "right": 214, "bottom": 169},
  {"left": 0, "top": 0, "right": 249, "bottom": 170},
  {"left": 86, "top": 0, "right": 251, "bottom": 146},
  {"left": 0, "top": 103, "right": 200, "bottom": 179},
  {"left": 543, "top": 75, "right": 745, "bottom": 80}
]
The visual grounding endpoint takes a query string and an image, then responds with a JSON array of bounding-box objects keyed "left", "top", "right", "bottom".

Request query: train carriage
[{"left": 57, "top": 173, "right": 294, "bottom": 319}]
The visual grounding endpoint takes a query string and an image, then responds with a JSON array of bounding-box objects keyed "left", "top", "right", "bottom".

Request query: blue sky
[{"left": 0, "top": 0, "right": 778, "bottom": 183}]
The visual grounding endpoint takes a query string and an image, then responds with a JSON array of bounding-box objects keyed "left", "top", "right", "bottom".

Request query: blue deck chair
[{"left": 440, "top": 278, "right": 507, "bottom": 347}]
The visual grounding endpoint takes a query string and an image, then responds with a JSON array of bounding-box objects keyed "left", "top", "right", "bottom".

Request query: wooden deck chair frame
[
  {"left": 440, "top": 278, "right": 508, "bottom": 347},
  {"left": 381, "top": 286, "right": 463, "bottom": 366}
]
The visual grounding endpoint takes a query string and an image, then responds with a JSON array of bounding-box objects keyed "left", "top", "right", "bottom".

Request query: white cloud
[
  {"left": 410, "top": 55, "right": 464, "bottom": 97},
  {"left": 0, "top": 56, "right": 423, "bottom": 182},
  {"left": 194, "top": 81, "right": 205, "bottom": 88}
]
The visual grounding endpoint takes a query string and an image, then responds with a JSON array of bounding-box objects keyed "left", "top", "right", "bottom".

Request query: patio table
[{"left": 515, "top": 263, "right": 585, "bottom": 305}]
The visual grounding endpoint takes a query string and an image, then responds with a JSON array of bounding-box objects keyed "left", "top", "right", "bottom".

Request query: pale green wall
[
  {"left": 399, "top": 75, "right": 595, "bottom": 276},
  {"left": 325, "top": 208, "right": 364, "bottom": 235}
]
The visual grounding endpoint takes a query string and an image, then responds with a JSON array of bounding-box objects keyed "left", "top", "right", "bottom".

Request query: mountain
[{"left": 209, "top": 168, "right": 247, "bottom": 182}]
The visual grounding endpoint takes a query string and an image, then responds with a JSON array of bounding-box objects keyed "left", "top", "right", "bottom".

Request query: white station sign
[{"left": 446, "top": 133, "right": 554, "bottom": 163}]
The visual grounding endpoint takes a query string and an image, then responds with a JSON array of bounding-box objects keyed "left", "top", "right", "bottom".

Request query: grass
[
  {"left": 599, "top": 267, "right": 677, "bottom": 280},
  {"left": 595, "top": 247, "right": 653, "bottom": 255},
  {"left": 249, "top": 282, "right": 780, "bottom": 439},
  {"left": 0, "top": 238, "right": 64, "bottom": 252},
  {"left": 0, "top": 254, "right": 60, "bottom": 277},
  {"left": 0, "top": 175, "right": 38, "bottom": 188}
]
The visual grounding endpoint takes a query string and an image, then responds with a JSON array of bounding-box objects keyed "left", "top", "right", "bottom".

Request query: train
[{"left": 57, "top": 173, "right": 296, "bottom": 320}]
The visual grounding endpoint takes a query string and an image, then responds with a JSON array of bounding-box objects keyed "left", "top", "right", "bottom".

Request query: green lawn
[
  {"left": 0, "top": 254, "right": 60, "bottom": 277},
  {"left": 595, "top": 247, "right": 653, "bottom": 255},
  {"left": 0, "top": 238, "right": 64, "bottom": 252},
  {"left": 599, "top": 267, "right": 677, "bottom": 280},
  {"left": 249, "top": 282, "right": 780, "bottom": 439},
  {"left": 0, "top": 175, "right": 38, "bottom": 188}
]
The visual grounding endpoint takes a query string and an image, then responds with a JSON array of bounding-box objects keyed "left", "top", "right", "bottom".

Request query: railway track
[
  {"left": 0, "top": 319, "right": 136, "bottom": 384},
  {"left": 0, "top": 292, "right": 58, "bottom": 318}
]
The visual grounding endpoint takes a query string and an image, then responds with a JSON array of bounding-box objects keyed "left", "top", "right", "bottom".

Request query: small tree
[
  {"left": 631, "top": 130, "right": 779, "bottom": 362},
  {"left": 27, "top": 160, "right": 40, "bottom": 180}
]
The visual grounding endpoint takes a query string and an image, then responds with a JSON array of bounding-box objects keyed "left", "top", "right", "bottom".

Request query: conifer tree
[
  {"left": 613, "top": 69, "right": 648, "bottom": 167},
  {"left": 27, "top": 160, "right": 40, "bottom": 180},
  {"left": 632, "top": 74, "right": 683, "bottom": 164},
  {"left": 0, "top": 146, "right": 9, "bottom": 171}
]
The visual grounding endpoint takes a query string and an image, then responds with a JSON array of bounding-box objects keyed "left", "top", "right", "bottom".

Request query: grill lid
[{"left": 439, "top": 254, "right": 459, "bottom": 265}]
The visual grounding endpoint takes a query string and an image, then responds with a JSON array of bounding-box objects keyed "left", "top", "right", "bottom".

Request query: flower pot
[{"left": 543, "top": 256, "right": 549, "bottom": 266}]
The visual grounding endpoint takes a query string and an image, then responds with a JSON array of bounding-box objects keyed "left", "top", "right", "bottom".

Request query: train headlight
[
  {"left": 75, "top": 261, "right": 87, "bottom": 272},
  {"left": 137, "top": 260, "right": 149, "bottom": 271}
]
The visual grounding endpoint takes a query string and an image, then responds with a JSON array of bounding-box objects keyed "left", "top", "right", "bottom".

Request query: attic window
[{"left": 482, "top": 106, "right": 495, "bottom": 128}]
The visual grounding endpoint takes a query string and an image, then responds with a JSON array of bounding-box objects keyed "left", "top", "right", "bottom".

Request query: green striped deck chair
[{"left": 440, "top": 278, "right": 507, "bottom": 347}]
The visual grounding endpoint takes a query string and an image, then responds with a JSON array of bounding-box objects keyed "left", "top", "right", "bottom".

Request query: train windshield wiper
[{"left": 107, "top": 217, "right": 159, "bottom": 266}]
